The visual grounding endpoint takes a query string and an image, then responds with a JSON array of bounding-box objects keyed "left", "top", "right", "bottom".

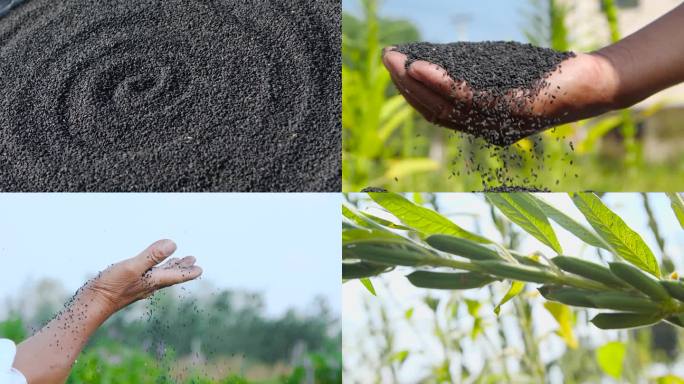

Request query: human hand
[
  {"left": 84, "top": 239, "right": 202, "bottom": 313},
  {"left": 382, "top": 49, "right": 620, "bottom": 146}
]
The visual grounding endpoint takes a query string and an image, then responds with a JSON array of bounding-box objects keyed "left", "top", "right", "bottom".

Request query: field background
[{"left": 342, "top": 0, "right": 684, "bottom": 192}]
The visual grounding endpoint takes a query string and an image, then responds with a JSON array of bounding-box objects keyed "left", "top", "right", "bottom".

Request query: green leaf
[
  {"left": 596, "top": 341, "right": 626, "bottom": 379},
  {"left": 525, "top": 193, "right": 611, "bottom": 250},
  {"left": 360, "top": 212, "right": 412, "bottom": 230},
  {"left": 571, "top": 193, "right": 660, "bottom": 277},
  {"left": 465, "top": 299, "right": 481, "bottom": 317},
  {"left": 486, "top": 193, "right": 562, "bottom": 254},
  {"left": 382, "top": 158, "right": 440, "bottom": 183},
  {"left": 667, "top": 193, "right": 684, "bottom": 230},
  {"left": 360, "top": 278, "right": 376, "bottom": 296},
  {"left": 368, "top": 192, "right": 489, "bottom": 243},
  {"left": 657, "top": 375, "right": 684, "bottom": 384},
  {"left": 494, "top": 281, "right": 525, "bottom": 315},
  {"left": 342, "top": 228, "right": 401, "bottom": 243},
  {"left": 543, "top": 302, "right": 578, "bottom": 349},
  {"left": 390, "top": 350, "right": 409, "bottom": 364}
]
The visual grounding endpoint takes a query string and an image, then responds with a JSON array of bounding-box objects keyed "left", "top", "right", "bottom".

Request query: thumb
[{"left": 127, "top": 239, "right": 177, "bottom": 273}]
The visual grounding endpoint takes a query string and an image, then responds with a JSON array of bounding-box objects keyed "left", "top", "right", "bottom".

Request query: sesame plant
[{"left": 343, "top": 192, "right": 684, "bottom": 330}]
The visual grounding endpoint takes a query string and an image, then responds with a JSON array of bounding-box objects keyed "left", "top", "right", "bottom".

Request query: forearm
[
  {"left": 13, "top": 287, "right": 115, "bottom": 384},
  {"left": 596, "top": 3, "right": 684, "bottom": 108}
]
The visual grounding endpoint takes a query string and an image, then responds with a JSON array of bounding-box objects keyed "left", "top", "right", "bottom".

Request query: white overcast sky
[{"left": 0, "top": 193, "right": 341, "bottom": 317}]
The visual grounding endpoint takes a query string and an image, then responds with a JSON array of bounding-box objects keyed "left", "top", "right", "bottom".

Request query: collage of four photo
[{"left": 1, "top": 0, "right": 684, "bottom": 383}]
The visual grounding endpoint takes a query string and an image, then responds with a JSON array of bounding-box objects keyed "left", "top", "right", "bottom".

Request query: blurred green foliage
[
  {"left": 342, "top": 0, "right": 684, "bottom": 192},
  {"left": 0, "top": 285, "right": 341, "bottom": 384}
]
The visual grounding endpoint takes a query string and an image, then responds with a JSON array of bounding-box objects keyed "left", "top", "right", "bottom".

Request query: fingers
[
  {"left": 407, "top": 60, "right": 473, "bottom": 102},
  {"left": 383, "top": 50, "right": 455, "bottom": 123},
  {"left": 152, "top": 256, "right": 203, "bottom": 288},
  {"left": 128, "top": 239, "right": 177, "bottom": 273}
]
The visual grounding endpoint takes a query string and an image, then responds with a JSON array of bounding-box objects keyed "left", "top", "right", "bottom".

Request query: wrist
[
  {"left": 587, "top": 50, "right": 625, "bottom": 111},
  {"left": 76, "top": 284, "right": 119, "bottom": 320}
]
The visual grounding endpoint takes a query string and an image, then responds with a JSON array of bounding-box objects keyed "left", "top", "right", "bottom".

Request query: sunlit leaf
[
  {"left": 360, "top": 278, "right": 376, "bottom": 296},
  {"left": 465, "top": 299, "right": 481, "bottom": 317},
  {"left": 465, "top": 299, "right": 484, "bottom": 339},
  {"left": 382, "top": 158, "right": 440, "bottom": 182},
  {"left": 571, "top": 193, "right": 660, "bottom": 277},
  {"left": 359, "top": 212, "right": 412, "bottom": 230},
  {"left": 494, "top": 281, "right": 525, "bottom": 315},
  {"left": 667, "top": 193, "right": 684, "bottom": 230},
  {"left": 486, "top": 193, "right": 562, "bottom": 253},
  {"left": 342, "top": 228, "right": 401, "bottom": 243},
  {"left": 543, "top": 301, "right": 578, "bottom": 349},
  {"left": 577, "top": 115, "right": 622, "bottom": 153},
  {"left": 390, "top": 350, "right": 409, "bottom": 364},
  {"left": 596, "top": 341, "right": 626, "bottom": 379},
  {"left": 526, "top": 193, "right": 610, "bottom": 250},
  {"left": 657, "top": 375, "right": 684, "bottom": 384},
  {"left": 369, "top": 192, "right": 490, "bottom": 243}
]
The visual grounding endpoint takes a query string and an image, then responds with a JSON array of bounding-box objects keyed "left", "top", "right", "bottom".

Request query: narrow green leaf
[
  {"left": 596, "top": 341, "right": 626, "bottom": 379},
  {"left": 360, "top": 278, "right": 376, "bottom": 296},
  {"left": 369, "top": 192, "right": 489, "bottom": 243},
  {"left": 667, "top": 193, "right": 684, "bottom": 230},
  {"left": 571, "top": 193, "right": 660, "bottom": 277},
  {"left": 494, "top": 281, "right": 525, "bottom": 315},
  {"left": 525, "top": 193, "right": 610, "bottom": 250},
  {"left": 406, "top": 271, "right": 497, "bottom": 290},
  {"left": 486, "top": 193, "right": 562, "bottom": 254}
]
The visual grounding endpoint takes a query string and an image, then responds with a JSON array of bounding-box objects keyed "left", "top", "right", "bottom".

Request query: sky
[
  {"left": 0, "top": 193, "right": 341, "bottom": 317},
  {"left": 342, "top": 0, "right": 528, "bottom": 43},
  {"left": 343, "top": 193, "right": 684, "bottom": 382}
]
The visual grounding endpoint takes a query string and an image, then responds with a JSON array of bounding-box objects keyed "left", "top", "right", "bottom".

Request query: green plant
[{"left": 343, "top": 192, "right": 684, "bottom": 330}]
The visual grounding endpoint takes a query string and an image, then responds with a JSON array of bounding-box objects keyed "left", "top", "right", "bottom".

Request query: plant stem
[{"left": 429, "top": 256, "right": 608, "bottom": 291}]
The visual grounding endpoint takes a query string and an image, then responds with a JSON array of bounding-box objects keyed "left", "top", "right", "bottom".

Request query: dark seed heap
[
  {"left": 393, "top": 41, "right": 577, "bottom": 191},
  {"left": 0, "top": 0, "right": 340, "bottom": 192},
  {"left": 393, "top": 41, "right": 575, "bottom": 146}
]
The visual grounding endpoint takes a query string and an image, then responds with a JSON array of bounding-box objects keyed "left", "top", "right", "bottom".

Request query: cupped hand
[
  {"left": 382, "top": 48, "right": 620, "bottom": 146},
  {"left": 84, "top": 239, "right": 202, "bottom": 312}
]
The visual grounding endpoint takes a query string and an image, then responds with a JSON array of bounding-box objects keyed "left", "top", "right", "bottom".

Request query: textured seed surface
[{"left": 0, "top": 0, "right": 341, "bottom": 192}]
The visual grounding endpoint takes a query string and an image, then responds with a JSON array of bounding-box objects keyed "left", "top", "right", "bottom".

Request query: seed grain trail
[{"left": 0, "top": 0, "right": 341, "bottom": 192}]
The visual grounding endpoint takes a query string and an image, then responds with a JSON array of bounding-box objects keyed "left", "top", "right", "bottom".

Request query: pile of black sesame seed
[
  {"left": 393, "top": 41, "right": 577, "bottom": 191},
  {"left": 393, "top": 41, "right": 575, "bottom": 146},
  {"left": 0, "top": 0, "right": 341, "bottom": 192}
]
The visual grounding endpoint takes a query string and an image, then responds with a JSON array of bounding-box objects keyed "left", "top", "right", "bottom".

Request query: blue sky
[
  {"left": 0, "top": 193, "right": 340, "bottom": 317},
  {"left": 343, "top": 0, "right": 528, "bottom": 42}
]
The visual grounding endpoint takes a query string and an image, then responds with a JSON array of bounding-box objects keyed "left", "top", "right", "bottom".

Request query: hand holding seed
[
  {"left": 85, "top": 239, "right": 203, "bottom": 312},
  {"left": 382, "top": 46, "right": 619, "bottom": 146}
]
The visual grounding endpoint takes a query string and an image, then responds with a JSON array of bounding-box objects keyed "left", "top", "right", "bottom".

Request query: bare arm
[
  {"left": 12, "top": 239, "right": 202, "bottom": 384},
  {"left": 597, "top": 2, "right": 684, "bottom": 108}
]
